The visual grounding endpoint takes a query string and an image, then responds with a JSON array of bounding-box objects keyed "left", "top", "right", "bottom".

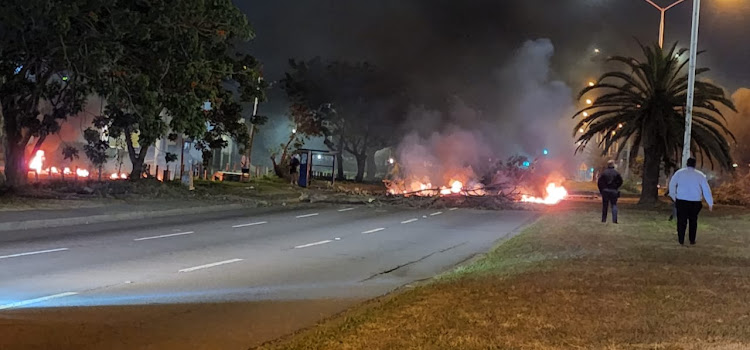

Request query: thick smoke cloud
[{"left": 395, "top": 39, "right": 577, "bottom": 186}]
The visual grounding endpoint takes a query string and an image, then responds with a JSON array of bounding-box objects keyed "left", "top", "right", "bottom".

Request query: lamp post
[
  {"left": 682, "top": 0, "right": 701, "bottom": 167},
  {"left": 642, "top": 0, "right": 687, "bottom": 48}
]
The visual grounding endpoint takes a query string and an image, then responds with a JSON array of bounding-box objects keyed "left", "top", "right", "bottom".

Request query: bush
[{"left": 714, "top": 173, "right": 750, "bottom": 206}]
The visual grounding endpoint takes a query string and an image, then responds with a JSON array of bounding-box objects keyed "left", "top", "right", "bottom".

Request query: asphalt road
[{"left": 0, "top": 204, "right": 536, "bottom": 349}]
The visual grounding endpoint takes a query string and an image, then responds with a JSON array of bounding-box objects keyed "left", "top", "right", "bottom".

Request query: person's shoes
[
  {"left": 678, "top": 239, "right": 685, "bottom": 245},
  {"left": 613, "top": 221, "right": 618, "bottom": 224},
  {"left": 690, "top": 241, "right": 696, "bottom": 245}
]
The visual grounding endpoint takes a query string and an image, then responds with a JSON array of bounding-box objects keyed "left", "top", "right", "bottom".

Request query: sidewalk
[{"left": 0, "top": 199, "right": 252, "bottom": 232}]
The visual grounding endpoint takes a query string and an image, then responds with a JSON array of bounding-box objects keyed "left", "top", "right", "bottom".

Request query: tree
[
  {"left": 61, "top": 145, "right": 79, "bottom": 180},
  {"left": 83, "top": 128, "right": 109, "bottom": 181},
  {"left": 283, "top": 59, "right": 407, "bottom": 182},
  {"left": 0, "top": 0, "right": 107, "bottom": 187},
  {"left": 92, "top": 0, "right": 264, "bottom": 179},
  {"left": 574, "top": 42, "right": 736, "bottom": 204}
]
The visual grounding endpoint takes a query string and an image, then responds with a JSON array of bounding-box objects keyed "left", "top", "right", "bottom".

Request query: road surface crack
[{"left": 359, "top": 242, "right": 468, "bottom": 282}]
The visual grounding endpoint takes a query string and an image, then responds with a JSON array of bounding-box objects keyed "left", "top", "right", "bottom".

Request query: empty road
[{"left": 0, "top": 204, "right": 536, "bottom": 349}]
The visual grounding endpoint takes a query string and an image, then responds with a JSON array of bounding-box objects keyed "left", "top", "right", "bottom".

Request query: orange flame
[
  {"left": 521, "top": 183, "right": 568, "bottom": 205},
  {"left": 29, "top": 150, "right": 44, "bottom": 173},
  {"left": 76, "top": 169, "right": 90, "bottom": 178},
  {"left": 63, "top": 167, "right": 72, "bottom": 175}
]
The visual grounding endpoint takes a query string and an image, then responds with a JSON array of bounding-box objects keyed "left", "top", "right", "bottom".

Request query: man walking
[
  {"left": 598, "top": 160, "right": 623, "bottom": 223},
  {"left": 668, "top": 158, "right": 713, "bottom": 245}
]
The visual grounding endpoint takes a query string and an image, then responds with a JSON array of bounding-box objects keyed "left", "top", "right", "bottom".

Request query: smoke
[{"left": 394, "top": 38, "right": 577, "bottom": 186}]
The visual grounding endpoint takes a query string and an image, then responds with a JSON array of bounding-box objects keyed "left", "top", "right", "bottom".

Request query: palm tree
[{"left": 574, "top": 42, "right": 736, "bottom": 204}]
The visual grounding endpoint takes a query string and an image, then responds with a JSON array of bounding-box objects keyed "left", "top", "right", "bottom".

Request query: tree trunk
[
  {"left": 336, "top": 135, "right": 346, "bottom": 180},
  {"left": 639, "top": 147, "right": 661, "bottom": 204},
  {"left": 128, "top": 144, "right": 150, "bottom": 180},
  {"left": 354, "top": 155, "right": 366, "bottom": 183},
  {"left": 4, "top": 142, "right": 27, "bottom": 188},
  {"left": 365, "top": 149, "right": 377, "bottom": 182}
]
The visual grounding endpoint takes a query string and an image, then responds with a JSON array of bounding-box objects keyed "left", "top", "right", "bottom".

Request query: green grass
[{"left": 255, "top": 203, "right": 750, "bottom": 350}]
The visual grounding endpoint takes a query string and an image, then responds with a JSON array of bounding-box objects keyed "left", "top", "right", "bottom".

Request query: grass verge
[{"left": 256, "top": 202, "right": 750, "bottom": 350}]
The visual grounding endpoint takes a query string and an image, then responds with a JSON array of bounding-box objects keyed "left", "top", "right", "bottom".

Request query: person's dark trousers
[
  {"left": 676, "top": 199, "right": 702, "bottom": 244},
  {"left": 601, "top": 191, "right": 619, "bottom": 223}
]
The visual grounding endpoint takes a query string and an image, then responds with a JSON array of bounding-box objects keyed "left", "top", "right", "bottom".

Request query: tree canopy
[{"left": 283, "top": 58, "right": 407, "bottom": 181}]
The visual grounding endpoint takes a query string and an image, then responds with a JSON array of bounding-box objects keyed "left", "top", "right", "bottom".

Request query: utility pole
[
  {"left": 683, "top": 0, "right": 701, "bottom": 167},
  {"left": 244, "top": 77, "right": 263, "bottom": 176}
]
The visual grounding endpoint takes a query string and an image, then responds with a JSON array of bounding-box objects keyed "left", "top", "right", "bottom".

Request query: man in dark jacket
[{"left": 598, "top": 160, "right": 624, "bottom": 223}]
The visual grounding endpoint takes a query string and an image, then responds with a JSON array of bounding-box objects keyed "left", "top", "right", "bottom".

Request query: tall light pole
[
  {"left": 642, "top": 0, "right": 687, "bottom": 48},
  {"left": 683, "top": 0, "right": 701, "bottom": 167}
]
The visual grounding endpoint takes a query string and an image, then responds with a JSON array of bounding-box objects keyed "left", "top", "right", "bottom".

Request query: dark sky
[
  {"left": 238, "top": 0, "right": 750, "bottom": 95},
  {"left": 235, "top": 0, "right": 750, "bottom": 165}
]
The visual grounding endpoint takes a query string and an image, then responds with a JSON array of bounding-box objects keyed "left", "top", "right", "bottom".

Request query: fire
[
  {"left": 111, "top": 173, "right": 128, "bottom": 180},
  {"left": 120, "top": 173, "right": 127, "bottom": 179},
  {"left": 50, "top": 166, "right": 60, "bottom": 174},
  {"left": 76, "top": 168, "right": 90, "bottom": 177},
  {"left": 521, "top": 183, "right": 568, "bottom": 205},
  {"left": 29, "top": 150, "right": 44, "bottom": 173},
  {"left": 110, "top": 173, "right": 119, "bottom": 180},
  {"left": 63, "top": 167, "right": 72, "bottom": 175}
]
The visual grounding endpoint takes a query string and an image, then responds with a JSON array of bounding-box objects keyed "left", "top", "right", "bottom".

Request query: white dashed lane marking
[
  {"left": 0, "top": 292, "right": 78, "bottom": 310},
  {"left": 178, "top": 259, "right": 244, "bottom": 273},
  {"left": 296, "top": 213, "right": 320, "bottom": 219},
  {"left": 0, "top": 248, "right": 69, "bottom": 260},
  {"left": 338, "top": 208, "right": 356, "bottom": 212},
  {"left": 401, "top": 218, "right": 418, "bottom": 224},
  {"left": 232, "top": 221, "right": 268, "bottom": 228},
  {"left": 134, "top": 231, "right": 193, "bottom": 241},
  {"left": 294, "top": 240, "right": 332, "bottom": 249},
  {"left": 430, "top": 212, "right": 443, "bottom": 216},
  {"left": 362, "top": 228, "right": 385, "bottom": 234}
]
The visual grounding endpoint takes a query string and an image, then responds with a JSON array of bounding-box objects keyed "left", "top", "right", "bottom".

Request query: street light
[
  {"left": 642, "top": 0, "right": 687, "bottom": 48},
  {"left": 683, "top": 0, "right": 701, "bottom": 168}
]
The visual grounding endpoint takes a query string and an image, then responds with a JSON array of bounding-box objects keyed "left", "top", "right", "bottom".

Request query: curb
[{"left": 0, "top": 203, "right": 248, "bottom": 232}]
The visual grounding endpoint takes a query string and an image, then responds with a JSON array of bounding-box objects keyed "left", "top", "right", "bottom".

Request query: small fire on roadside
[{"left": 521, "top": 183, "right": 568, "bottom": 205}]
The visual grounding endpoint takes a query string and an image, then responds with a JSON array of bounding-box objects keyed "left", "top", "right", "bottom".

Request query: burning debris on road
[{"left": 384, "top": 155, "right": 569, "bottom": 207}]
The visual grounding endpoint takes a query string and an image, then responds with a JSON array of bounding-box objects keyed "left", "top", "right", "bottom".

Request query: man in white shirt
[{"left": 668, "top": 158, "right": 714, "bottom": 245}]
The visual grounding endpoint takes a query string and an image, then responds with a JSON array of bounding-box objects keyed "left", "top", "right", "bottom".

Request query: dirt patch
[{"left": 0, "top": 299, "right": 362, "bottom": 350}]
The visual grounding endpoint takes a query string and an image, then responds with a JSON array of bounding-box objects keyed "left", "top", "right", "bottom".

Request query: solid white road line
[
  {"left": 0, "top": 248, "right": 69, "bottom": 260},
  {"left": 134, "top": 231, "right": 193, "bottom": 241},
  {"left": 338, "top": 208, "right": 356, "bottom": 212},
  {"left": 178, "top": 259, "right": 244, "bottom": 273},
  {"left": 362, "top": 228, "right": 385, "bottom": 234},
  {"left": 430, "top": 211, "right": 443, "bottom": 216},
  {"left": 232, "top": 221, "right": 268, "bottom": 228},
  {"left": 0, "top": 292, "right": 78, "bottom": 310},
  {"left": 296, "top": 213, "right": 320, "bottom": 218},
  {"left": 294, "top": 240, "right": 333, "bottom": 249},
  {"left": 401, "top": 218, "right": 418, "bottom": 224}
]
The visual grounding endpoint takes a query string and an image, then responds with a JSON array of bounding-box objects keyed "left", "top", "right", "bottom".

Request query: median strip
[
  {"left": 178, "top": 258, "right": 244, "bottom": 273},
  {"left": 294, "top": 240, "right": 333, "bottom": 249},
  {"left": 232, "top": 221, "right": 268, "bottom": 228},
  {"left": 0, "top": 248, "right": 69, "bottom": 260},
  {"left": 0, "top": 292, "right": 78, "bottom": 310},
  {"left": 134, "top": 231, "right": 193, "bottom": 241}
]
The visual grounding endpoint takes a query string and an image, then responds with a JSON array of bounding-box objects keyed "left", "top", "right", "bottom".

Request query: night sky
[
  {"left": 239, "top": 0, "right": 750, "bottom": 91},
  {"left": 235, "top": 0, "right": 750, "bottom": 163}
]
